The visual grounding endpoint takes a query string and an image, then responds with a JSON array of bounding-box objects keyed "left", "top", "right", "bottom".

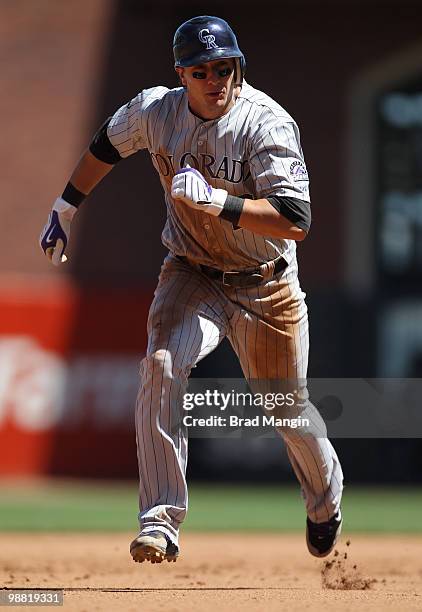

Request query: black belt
[{"left": 176, "top": 255, "right": 288, "bottom": 288}]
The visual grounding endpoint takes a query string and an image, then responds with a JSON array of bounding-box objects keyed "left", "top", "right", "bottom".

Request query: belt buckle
[
  {"left": 222, "top": 271, "right": 239, "bottom": 287},
  {"left": 222, "top": 271, "right": 264, "bottom": 288}
]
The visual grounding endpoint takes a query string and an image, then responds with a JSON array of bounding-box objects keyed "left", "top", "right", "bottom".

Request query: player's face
[{"left": 176, "top": 59, "right": 237, "bottom": 121}]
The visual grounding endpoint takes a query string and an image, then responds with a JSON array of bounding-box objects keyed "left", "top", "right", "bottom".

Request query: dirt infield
[{"left": 1, "top": 533, "right": 421, "bottom": 611}]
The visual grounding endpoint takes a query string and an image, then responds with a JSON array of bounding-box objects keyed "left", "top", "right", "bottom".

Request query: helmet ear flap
[
  {"left": 234, "top": 57, "right": 245, "bottom": 86},
  {"left": 240, "top": 56, "right": 246, "bottom": 77}
]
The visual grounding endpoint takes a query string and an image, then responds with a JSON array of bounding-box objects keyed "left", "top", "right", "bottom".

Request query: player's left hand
[{"left": 171, "top": 167, "right": 228, "bottom": 216}]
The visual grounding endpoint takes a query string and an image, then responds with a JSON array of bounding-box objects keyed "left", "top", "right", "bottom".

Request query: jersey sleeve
[
  {"left": 106, "top": 86, "right": 169, "bottom": 158},
  {"left": 248, "top": 119, "right": 310, "bottom": 202}
]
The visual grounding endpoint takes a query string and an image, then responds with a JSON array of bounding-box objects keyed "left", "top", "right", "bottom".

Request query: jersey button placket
[
  {"left": 197, "top": 126, "right": 212, "bottom": 242},
  {"left": 197, "top": 126, "right": 206, "bottom": 151}
]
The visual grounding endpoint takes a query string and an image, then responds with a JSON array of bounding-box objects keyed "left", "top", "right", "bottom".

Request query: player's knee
[
  {"left": 141, "top": 350, "right": 173, "bottom": 378},
  {"left": 275, "top": 399, "right": 328, "bottom": 439},
  {"left": 140, "top": 350, "right": 187, "bottom": 381}
]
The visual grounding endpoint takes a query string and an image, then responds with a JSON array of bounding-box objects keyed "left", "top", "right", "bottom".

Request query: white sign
[{"left": 0, "top": 336, "right": 141, "bottom": 432}]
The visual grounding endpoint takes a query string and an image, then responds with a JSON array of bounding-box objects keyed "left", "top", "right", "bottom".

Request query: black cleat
[{"left": 306, "top": 510, "right": 342, "bottom": 558}]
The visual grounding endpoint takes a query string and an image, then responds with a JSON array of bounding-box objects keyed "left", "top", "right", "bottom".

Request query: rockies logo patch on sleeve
[{"left": 290, "top": 160, "right": 309, "bottom": 182}]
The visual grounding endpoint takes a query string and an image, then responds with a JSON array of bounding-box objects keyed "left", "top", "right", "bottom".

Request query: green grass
[{"left": 0, "top": 481, "right": 421, "bottom": 533}]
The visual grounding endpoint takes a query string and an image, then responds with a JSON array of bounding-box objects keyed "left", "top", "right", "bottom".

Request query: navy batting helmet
[{"left": 173, "top": 16, "right": 245, "bottom": 76}]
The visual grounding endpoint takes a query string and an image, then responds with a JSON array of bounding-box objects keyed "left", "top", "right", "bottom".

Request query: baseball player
[{"left": 40, "top": 16, "right": 343, "bottom": 563}]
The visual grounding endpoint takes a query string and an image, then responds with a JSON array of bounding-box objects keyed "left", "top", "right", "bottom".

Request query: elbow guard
[
  {"left": 89, "top": 117, "right": 122, "bottom": 164},
  {"left": 267, "top": 195, "right": 311, "bottom": 232}
]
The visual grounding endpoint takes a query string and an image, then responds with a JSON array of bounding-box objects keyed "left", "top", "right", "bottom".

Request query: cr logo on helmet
[{"left": 198, "top": 28, "right": 218, "bottom": 50}]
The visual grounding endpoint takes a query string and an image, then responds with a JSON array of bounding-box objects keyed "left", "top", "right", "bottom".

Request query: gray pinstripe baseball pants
[{"left": 135, "top": 254, "right": 343, "bottom": 546}]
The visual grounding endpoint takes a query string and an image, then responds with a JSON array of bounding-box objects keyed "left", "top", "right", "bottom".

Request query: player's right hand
[{"left": 39, "top": 197, "right": 77, "bottom": 266}]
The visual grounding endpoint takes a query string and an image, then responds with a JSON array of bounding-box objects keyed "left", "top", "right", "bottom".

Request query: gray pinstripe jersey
[{"left": 107, "top": 81, "right": 310, "bottom": 271}]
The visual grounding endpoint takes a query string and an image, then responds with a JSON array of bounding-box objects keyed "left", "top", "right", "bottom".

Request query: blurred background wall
[{"left": 1, "top": 0, "right": 421, "bottom": 481}]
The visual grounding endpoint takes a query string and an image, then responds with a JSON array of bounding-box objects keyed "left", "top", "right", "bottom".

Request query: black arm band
[
  {"left": 219, "top": 195, "right": 244, "bottom": 226},
  {"left": 62, "top": 182, "right": 86, "bottom": 208},
  {"left": 89, "top": 117, "right": 122, "bottom": 164},
  {"left": 266, "top": 195, "right": 311, "bottom": 232}
]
